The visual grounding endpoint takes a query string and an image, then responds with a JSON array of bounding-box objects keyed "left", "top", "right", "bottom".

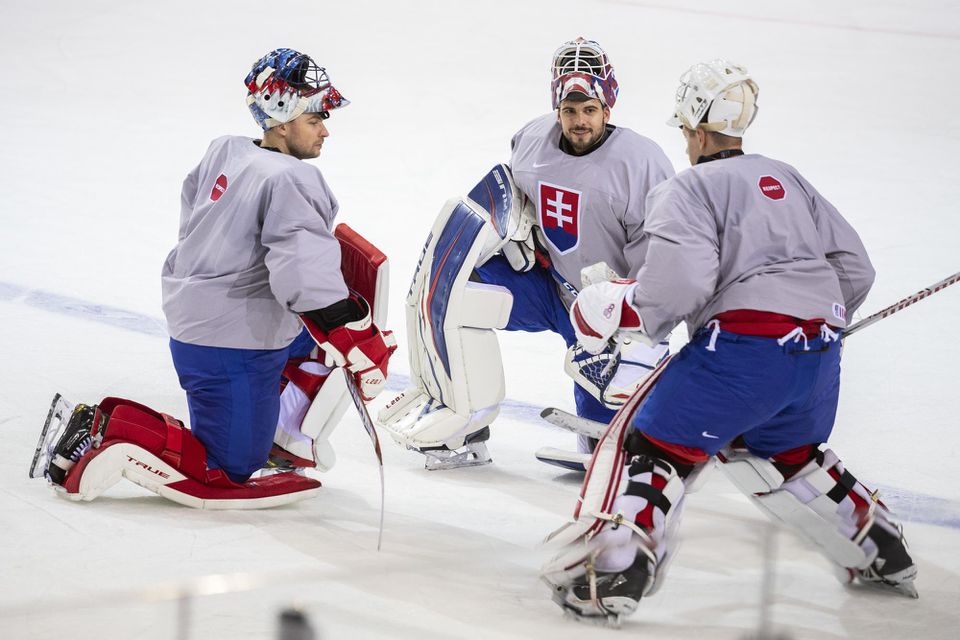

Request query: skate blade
[
  {"left": 856, "top": 577, "right": 919, "bottom": 599},
  {"left": 421, "top": 442, "right": 492, "bottom": 471},
  {"left": 550, "top": 587, "right": 623, "bottom": 627},
  {"left": 29, "top": 394, "right": 75, "bottom": 479}
]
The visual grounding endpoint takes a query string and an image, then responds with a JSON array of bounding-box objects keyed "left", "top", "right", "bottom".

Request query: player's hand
[
  {"left": 570, "top": 280, "right": 643, "bottom": 354},
  {"left": 301, "top": 298, "right": 398, "bottom": 401}
]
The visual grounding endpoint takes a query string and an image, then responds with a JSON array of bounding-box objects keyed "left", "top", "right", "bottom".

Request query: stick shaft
[{"left": 844, "top": 271, "right": 960, "bottom": 337}]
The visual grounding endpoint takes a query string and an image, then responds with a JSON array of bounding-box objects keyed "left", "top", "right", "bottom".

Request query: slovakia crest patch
[{"left": 538, "top": 181, "right": 582, "bottom": 254}]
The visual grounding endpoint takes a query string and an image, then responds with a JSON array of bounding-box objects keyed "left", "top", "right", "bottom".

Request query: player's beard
[
  {"left": 565, "top": 124, "right": 603, "bottom": 154},
  {"left": 288, "top": 139, "right": 322, "bottom": 160}
]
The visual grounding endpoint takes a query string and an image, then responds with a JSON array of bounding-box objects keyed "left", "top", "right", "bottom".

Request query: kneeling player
[
  {"left": 29, "top": 49, "right": 396, "bottom": 508},
  {"left": 378, "top": 38, "right": 674, "bottom": 470},
  {"left": 542, "top": 60, "right": 916, "bottom": 623}
]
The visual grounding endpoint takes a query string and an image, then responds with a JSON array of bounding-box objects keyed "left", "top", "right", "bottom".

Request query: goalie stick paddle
[
  {"left": 342, "top": 369, "right": 386, "bottom": 551},
  {"left": 843, "top": 270, "right": 960, "bottom": 338}
]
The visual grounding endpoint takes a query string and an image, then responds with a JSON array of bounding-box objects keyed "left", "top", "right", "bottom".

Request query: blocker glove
[
  {"left": 569, "top": 280, "right": 643, "bottom": 354},
  {"left": 301, "top": 296, "right": 397, "bottom": 402}
]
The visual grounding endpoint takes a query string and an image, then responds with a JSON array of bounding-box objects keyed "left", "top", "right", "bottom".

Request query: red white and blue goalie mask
[
  {"left": 245, "top": 48, "right": 349, "bottom": 130},
  {"left": 550, "top": 38, "right": 618, "bottom": 110}
]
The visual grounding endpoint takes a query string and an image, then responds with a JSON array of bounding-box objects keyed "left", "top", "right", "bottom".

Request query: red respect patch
[
  {"left": 210, "top": 174, "right": 228, "bottom": 202},
  {"left": 758, "top": 175, "right": 785, "bottom": 200}
]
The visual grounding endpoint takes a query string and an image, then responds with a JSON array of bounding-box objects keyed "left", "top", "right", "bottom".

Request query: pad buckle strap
[
  {"left": 160, "top": 413, "right": 183, "bottom": 467},
  {"left": 590, "top": 510, "right": 658, "bottom": 565},
  {"left": 777, "top": 326, "right": 810, "bottom": 351}
]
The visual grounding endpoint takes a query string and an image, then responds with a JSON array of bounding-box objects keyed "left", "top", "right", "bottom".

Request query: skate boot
[
  {"left": 553, "top": 549, "right": 655, "bottom": 625},
  {"left": 545, "top": 454, "right": 687, "bottom": 624},
  {"left": 417, "top": 426, "right": 492, "bottom": 471},
  {"left": 849, "top": 519, "right": 918, "bottom": 598},
  {"left": 46, "top": 403, "right": 97, "bottom": 485}
]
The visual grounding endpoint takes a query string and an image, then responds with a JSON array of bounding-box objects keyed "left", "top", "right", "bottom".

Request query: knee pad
[
  {"left": 378, "top": 165, "right": 530, "bottom": 448},
  {"left": 60, "top": 397, "right": 320, "bottom": 509}
]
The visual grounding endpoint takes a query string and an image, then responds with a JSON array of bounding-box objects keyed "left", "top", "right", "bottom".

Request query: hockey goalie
[
  {"left": 30, "top": 224, "right": 393, "bottom": 509},
  {"left": 540, "top": 58, "right": 917, "bottom": 625},
  {"left": 378, "top": 39, "right": 682, "bottom": 471}
]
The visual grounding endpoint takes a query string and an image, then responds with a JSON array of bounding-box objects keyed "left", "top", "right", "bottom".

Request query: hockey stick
[
  {"left": 543, "top": 270, "right": 960, "bottom": 441},
  {"left": 843, "top": 270, "right": 960, "bottom": 338},
  {"left": 342, "top": 370, "right": 386, "bottom": 551}
]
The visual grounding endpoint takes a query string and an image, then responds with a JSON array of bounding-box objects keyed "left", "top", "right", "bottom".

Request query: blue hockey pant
[
  {"left": 633, "top": 325, "right": 841, "bottom": 459},
  {"left": 169, "top": 329, "right": 316, "bottom": 482}
]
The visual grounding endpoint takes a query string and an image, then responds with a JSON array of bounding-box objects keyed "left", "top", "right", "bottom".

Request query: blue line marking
[{"left": 4, "top": 280, "right": 959, "bottom": 530}]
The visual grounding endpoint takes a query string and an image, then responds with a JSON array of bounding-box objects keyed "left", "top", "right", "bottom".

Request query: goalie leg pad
[
  {"left": 378, "top": 193, "right": 514, "bottom": 449},
  {"left": 719, "top": 447, "right": 917, "bottom": 595},
  {"left": 541, "top": 357, "right": 676, "bottom": 622},
  {"left": 59, "top": 397, "right": 321, "bottom": 509},
  {"left": 273, "top": 358, "right": 350, "bottom": 472}
]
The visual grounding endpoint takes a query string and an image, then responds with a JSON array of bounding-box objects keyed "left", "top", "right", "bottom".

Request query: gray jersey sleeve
[
  {"left": 261, "top": 172, "right": 349, "bottom": 313},
  {"left": 804, "top": 182, "right": 875, "bottom": 315},
  {"left": 632, "top": 182, "right": 719, "bottom": 341}
]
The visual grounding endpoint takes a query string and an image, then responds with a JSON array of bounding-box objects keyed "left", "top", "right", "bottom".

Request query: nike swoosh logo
[
  {"left": 701, "top": 431, "right": 720, "bottom": 439},
  {"left": 532, "top": 162, "right": 550, "bottom": 169}
]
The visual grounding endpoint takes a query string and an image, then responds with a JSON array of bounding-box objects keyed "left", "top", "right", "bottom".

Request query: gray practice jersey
[
  {"left": 632, "top": 153, "right": 875, "bottom": 341},
  {"left": 510, "top": 114, "right": 675, "bottom": 307},
  {"left": 162, "top": 136, "right": 348, "bottom": 350}
]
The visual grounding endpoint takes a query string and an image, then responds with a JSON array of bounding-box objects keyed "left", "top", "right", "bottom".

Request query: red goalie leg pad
[{"left": 62, "top": 397, "right": 320, "bottom": 508}]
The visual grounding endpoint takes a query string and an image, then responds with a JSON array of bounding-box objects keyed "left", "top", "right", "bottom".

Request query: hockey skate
[
  {"left": 545, "top": 535, "right": 660, "bottom": 626},
  {"left": 415, "top": 426, "right": 492, "bottom": 471},
  {"left": 30, "top": 395, "right": 104, "bottom": 485},
  {"left": 843, "top": 520, "right": 918, "bottom": 598},
  {"left": 258, "top": 444, "right": 315, "bottom": 477}
]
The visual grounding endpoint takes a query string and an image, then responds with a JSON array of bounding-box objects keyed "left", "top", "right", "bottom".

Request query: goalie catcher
[
  {"left": 378, "top": 37, "right": 675, "bottom": 470},
  {"left": 28, "top": 49, "right": 396, "bottom": 508}
]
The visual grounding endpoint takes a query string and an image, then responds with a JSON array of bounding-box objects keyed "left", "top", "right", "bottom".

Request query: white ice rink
[{"left": 2, "top": 1, "right": 959, "bottom": 638}]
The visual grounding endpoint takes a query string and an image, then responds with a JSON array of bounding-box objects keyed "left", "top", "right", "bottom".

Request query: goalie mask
[
  {"left": 667, "top": 59, "right": 758, "bottom": 137},
  {"left": 245, "top": 48, "right": 350, "bottom": 130},
  {"left": 550, "top": 38, "right": 618, "bottom": 110}
]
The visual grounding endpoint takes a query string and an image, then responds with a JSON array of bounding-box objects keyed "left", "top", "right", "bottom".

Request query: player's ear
[{"left": 602, "top": 105, "right": 611, "bottom": 124}]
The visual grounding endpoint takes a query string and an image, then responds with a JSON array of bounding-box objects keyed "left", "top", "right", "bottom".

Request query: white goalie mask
[
  {"left": 666, "top": 60, "right": 758, "bottom": 137},
  {"left": 550, "top": 37, "right": 619, "bottom": 110}
]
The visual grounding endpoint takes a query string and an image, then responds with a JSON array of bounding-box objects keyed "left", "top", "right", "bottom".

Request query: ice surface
[{"left": 2, "top": 1, "right": 959, "bottom": 638}]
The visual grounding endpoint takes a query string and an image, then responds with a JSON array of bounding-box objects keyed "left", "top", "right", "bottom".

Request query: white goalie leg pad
[
  {"left": 275, "top": 361, "right": 351, "bottom": 472},
  {"left": 720, "top": 448, "right": 876, "bottom": 570},
  {"left": 541, "top": 358, "right": 671, "bottom": 581},
  {"left": 378, "top": 174, "right": 528, "bottom": 449}
]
